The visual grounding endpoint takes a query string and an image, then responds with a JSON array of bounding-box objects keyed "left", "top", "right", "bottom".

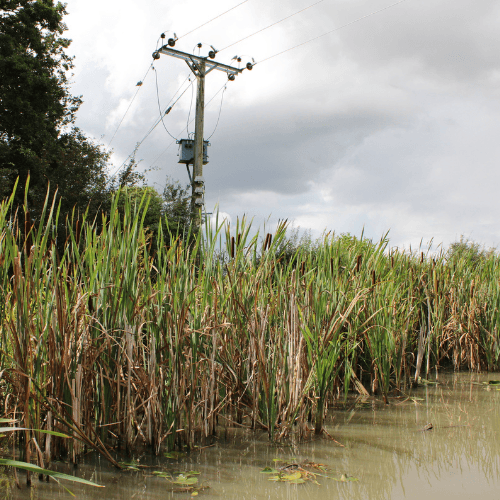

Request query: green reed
[{"left": 1, "top": 182, "right": 500, "bottom": 469}]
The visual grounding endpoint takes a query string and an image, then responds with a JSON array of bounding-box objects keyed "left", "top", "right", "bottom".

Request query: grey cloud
[{"left": 335, "top": 0, "right": 500, "bottom": 83}]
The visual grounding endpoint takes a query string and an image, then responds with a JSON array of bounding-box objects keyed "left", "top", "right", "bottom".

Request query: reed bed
[{"left": 1, "top": 184, "right": 499, "bottom": 468}]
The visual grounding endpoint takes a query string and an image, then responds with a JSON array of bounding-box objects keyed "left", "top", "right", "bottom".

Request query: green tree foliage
[
  {"left": 162, "top": 177, "right": 191, "bottom": 237},
  {"left": 111, "top": 179, "right": 192, "bottom": 248},
  {"left": 446, "top": 236, "right": 494, "bottom": 269},
  {"left": 0, "top": 0, "right": 109, "bottom": 218},
  {"left": 114, "top": 185, "right": 163, "bottom": 236}
]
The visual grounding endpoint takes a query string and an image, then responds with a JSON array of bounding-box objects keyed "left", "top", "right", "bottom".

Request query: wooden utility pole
[
  {"left": 155, "top": 45, "right": 245, "bottom": 226},
  {"left": 192, "top": 59, "right": 205, "bottom": 224}
]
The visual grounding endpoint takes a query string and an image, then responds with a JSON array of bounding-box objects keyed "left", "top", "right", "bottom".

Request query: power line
[
  {"left": 147, "top": 82, "right": 229, "bottom": 170},
  {"left": 220, "top": 0, "right": 325, "bottom": 52},
  {"left": 154, "top": 69, "right": 194, "bottom": 140},
  {"left": 178, "top": 0, "right": 250, "bottom": 40},
  {"left": 186, "top": 78, "right": 195, "bottom": 135},
  {"left": 108, "top": 73, "right": 194, "bottom": 182},
  {"left": 107, "top": 63, "right": 153, "bottom": 148},
  {"left": 106, "top": 33, "right": 178, "bottom": 148},
  {"left": 166, "top": 73, "right": 192, "bottom": 108},
  {"left": 257, "top": 0, "right": 409, "bottom": 65},
  {"left": 108, "top": 83, "right": 194, "bottom": 181},
  {"left": 107, "top": 117, "right": 163, "bottom": 181},
  {"left": 207, "top": 85, "right": 228, "bottom": 140},
  {"left": 154, "top": 67, "right": 176, "bottom": 140}
]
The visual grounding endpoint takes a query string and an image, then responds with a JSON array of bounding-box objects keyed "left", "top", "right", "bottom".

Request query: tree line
[{"left": 0, "top": 0, "right": 190, "bottom": 239}]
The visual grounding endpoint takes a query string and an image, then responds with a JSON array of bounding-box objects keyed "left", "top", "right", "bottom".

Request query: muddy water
[{"left": 3, "top": 372, "right": 500, "bottom": 499}]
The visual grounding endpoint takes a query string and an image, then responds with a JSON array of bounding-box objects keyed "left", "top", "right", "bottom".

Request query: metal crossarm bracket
[{"left": 157, "top": 46, "right": 243, "bottom": 76}]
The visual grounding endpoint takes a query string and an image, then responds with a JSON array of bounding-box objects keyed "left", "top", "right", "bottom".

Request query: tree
[
  {"left": 0, "top": 0, "right": 110, "bottom": 218},
  {"left": 109, "top": 178, "right": 192, "bottom": 251},
  {"left": 162, "top": 177, "right": 191, "bottom": 237},
  {"left": 114, "top": 185, "right": 163, "bottom": 234},
  {"left": 446, "top": 236, "right": 494, "bottom": 269}
]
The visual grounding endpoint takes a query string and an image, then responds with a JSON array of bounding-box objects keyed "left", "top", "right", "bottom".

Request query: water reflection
[{"left": 3, "top": 372, "right": 500, "bottom": 499}]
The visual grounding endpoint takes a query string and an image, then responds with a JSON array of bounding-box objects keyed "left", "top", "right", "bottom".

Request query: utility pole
[
  {"left": 154, "top": 43, "right": 248, "bottom": 227},
  {"left": 192, "top": 58, "right": 205, "bottom": 224}
]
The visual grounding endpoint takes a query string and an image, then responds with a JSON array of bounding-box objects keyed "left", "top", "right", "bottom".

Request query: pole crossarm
[{"left": 157, "top": 46, "right": 243, "bottom": 76}]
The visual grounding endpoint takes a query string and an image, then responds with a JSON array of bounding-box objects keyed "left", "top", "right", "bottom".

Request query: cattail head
[
  {"left": 75, "top": 219, "right": 81, "bottom": 247},
  {"left": 356, "top": 255, "right": 362, "bottom": 273},
  {"left": 24, "top": 210, "right": 32, "bottom": 252}
]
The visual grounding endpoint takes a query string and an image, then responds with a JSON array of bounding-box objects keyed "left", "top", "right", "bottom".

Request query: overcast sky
[{"left": 63, "top": 0, "right": 500, "bottom": 250}]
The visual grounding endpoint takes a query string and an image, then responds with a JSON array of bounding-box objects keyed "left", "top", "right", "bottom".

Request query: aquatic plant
[{"left": 1, "top": 181, "right": 499, "bottom": 470}]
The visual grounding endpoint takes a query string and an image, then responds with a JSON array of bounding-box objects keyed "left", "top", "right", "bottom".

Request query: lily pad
[
  {"left": 152, "top": 471, "right": 170, "bottom": 477},
  {"left": 172, "top": 476, "right": 198, "bottom": 486},
  {"left": 282, "top": 471, "right": 302, "bottom": 481},
  {"left": 261, "top": 467, "right": 279, "bottom": 474},
  {"left": 334, "top": 474, "right": 359, "bottom": 482}
]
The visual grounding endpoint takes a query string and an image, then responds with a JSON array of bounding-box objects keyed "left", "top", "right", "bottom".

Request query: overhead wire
[
  {"left": 256, "top": 0, "right": 409, "bottom": 65},
  {"left": 178, "top": 0, "right": 250, "bottom": 40},
  {"left": 107, "top": 63, "right": 153, "bottom": 148},
  {"left": 154, "top": 67, "right": 176, "bottom": 140},
  {"left": 106, "top": 32, "right": 176, "bottom": 149},
  {"left": 186, "top": 78, "right": 195, "bottom": 135},
  {"left": 147, "top": 81, "right": 229, "bottom": 169},
  {"left": 107, "top": 0, "right": 252, "bottom": 179},
  {"left": 219, "top": 0, "right": 325, "bottom": 52},
  {"left": 110, "top": 0, "right": 409, "bottom": 181},
  {"left": 107, "top": 74, "right": 194, "bottom": 182},
  {"left": 166, "top": 73, "right": 193, "bottom": 108},
  {"left": 207, "top": 85, "right": 227, "bottom": 140},
  {"left": 154, "top": 68, "right": 194, "bottom": 141}
]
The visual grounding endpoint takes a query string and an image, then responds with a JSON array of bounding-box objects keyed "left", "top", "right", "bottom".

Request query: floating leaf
[
  {"left": 334, "top": 474, "right": 359, "bottom": 482},
  {"left": 173, "top": 476, "right": 198, "bottom": 486},
  {"left": 261, "top": 467, "right": 279, "bottom": 474},
  {"left": 191, "top": 492, "right": 198, "bottom": 497},
  {"left": 488, "top": 380, "right": 500, "bottom": 385},
  {"left": 283, "top": 471, "right": 302, "bottom": 481},
  {"left": 164, "top": 451, "right": 185, "bottom": 460},
  {"left": 288, "top": 478, "right": 306, "bottom": 484},
  {"left": 153, "top": 471, "right": 170, "bottom": 477}
]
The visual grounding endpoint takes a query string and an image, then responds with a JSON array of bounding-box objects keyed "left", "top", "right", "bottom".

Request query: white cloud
[{"left": 63, "top": 0, "right": 500, "bottom": 250}]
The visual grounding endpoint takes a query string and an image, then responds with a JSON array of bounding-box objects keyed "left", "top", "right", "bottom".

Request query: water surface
[{"left": 3, "top": 372, "right": 500, "bottom": 499}]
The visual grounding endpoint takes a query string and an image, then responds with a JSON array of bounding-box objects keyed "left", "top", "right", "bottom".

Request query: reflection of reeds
[{"left": 1, "top": 184, "right": 500, "bottom": 468}]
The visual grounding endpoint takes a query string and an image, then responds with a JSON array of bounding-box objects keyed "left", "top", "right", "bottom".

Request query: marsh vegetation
[{"left": 1, "top": 184, "right": 499, "bottom": 473}]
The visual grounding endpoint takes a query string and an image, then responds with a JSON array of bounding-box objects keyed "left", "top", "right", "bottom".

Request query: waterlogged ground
[{"left": 2, "top": 372, "right": 500, "bottom": 500}]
